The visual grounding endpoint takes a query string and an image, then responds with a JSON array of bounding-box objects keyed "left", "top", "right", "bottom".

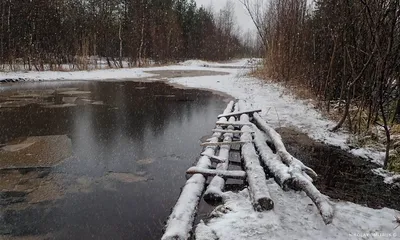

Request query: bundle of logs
[{"left": 162, "top": 100, "right": 333, "bottom": 240}]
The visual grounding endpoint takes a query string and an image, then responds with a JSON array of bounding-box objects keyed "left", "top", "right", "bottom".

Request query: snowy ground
[
  {"left": 196, "top": 183, "right": 399, "bottom": 240},
  {"left": 2, "top": 58, "right": 400, "bottom": 239}
]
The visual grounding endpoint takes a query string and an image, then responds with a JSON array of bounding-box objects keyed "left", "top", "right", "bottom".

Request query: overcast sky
[{"left": 194, "top": 0, "right": 256, "bottom": 32}]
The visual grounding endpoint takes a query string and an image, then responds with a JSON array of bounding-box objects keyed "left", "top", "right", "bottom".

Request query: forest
[
  {"left": 0, "top": 0, "right": 253, "bottom": 70},
  {"left": 242, "top": 0, "right": 400, "bottom": 169}
]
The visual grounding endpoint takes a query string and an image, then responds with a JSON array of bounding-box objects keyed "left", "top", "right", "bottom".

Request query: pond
[{"left": 0, "top": 80, "right": 230, "bottom": 240}]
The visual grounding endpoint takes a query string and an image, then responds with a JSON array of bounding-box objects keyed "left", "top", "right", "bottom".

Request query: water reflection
[{"left": 0, "top": 81, "right": 229, "bottom": 239}]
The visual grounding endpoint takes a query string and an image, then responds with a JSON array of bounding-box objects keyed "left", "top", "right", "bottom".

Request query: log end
[
  {"left": 319, "top": 201, "right": 334, "bottom": 225},
  {"left": 254, "top": 197, "right": 274, "bottom": 212},
  {"left": 204, "top": 192, "right": 224, "bottom": 204}
]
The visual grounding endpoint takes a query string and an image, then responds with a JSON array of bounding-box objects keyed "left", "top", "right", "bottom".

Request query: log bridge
[{"left": 162, "top": 100, "right": 334, "bottom": 240}]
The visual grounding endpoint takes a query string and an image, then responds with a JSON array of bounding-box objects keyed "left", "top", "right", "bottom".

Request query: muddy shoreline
[{"left": 277, "top": 127, "right": 400, "bottom": 210}]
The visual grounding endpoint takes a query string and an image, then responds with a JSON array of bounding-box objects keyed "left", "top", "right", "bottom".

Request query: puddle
[
  {"left": 277, "top": 127, "right": 400, "bottom": 210},
  {"left": 0, "top": 80, "right": 230, "bottom": 239}
]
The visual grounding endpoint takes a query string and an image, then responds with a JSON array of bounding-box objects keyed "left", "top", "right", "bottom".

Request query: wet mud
[{"left": 277, "top": 127, "right": 400, "bottom": 210}]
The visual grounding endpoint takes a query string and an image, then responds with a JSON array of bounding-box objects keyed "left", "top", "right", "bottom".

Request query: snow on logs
[
  {"left": 253, "top": 128, "right": 292, "bottom": 189},
  {"left": 252, "top": 112, "right": 334, "bottom": 224},
  {"left": 186, "top": 167, "right": 246, "bottom": 180},
  {"left": 161, "top": 101, "right": 234, "bottom": 240},
  {"left": 217, "top": 109, "right": 262, "bottom": 119},
  {"left": 203, "top": 104, "right": 239, "bottom": 201},
  {"left": 238, "top": 100, "right": 274, "bottom": 211},
  {"left": 253, "top": 113, "right": 317, "bottom": 180}
]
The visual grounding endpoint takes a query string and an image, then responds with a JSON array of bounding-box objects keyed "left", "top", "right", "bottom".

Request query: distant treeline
[
  {"left": 242, "top": 0, "right": 400, "bottom": 168},
  {"left": 0, "top": 0, "right": 255, "bottom": 70}
]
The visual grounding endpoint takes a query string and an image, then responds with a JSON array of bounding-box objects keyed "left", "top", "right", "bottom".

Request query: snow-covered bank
[
  {"left": 0, "top": 64, "right": 234, "bottom": 82},
  {"left": 169, "top": 68, "right": 387, "bottom": 165},
  {"left": 0, "top": 68, "right": 156, "bottom": 82}
]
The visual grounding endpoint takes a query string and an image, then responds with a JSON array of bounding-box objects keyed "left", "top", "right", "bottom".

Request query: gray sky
[{"left": 194, "top": 0, "right": 256, "bottom": 32}]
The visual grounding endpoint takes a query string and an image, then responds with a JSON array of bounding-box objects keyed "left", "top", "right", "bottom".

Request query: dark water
[{"left": 0, "top": 81, "right": 230, "bottom": 239}]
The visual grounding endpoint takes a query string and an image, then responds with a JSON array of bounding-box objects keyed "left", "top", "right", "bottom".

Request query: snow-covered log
[
  {"left": 162, "top": 101, "right": 234, "bottom": 240},
  {"left": 217, "top": 109, "right": 262, "bottom": 118},
  {"left": 215, "top": 121, "right": 252, "bottom": 127},
  {"left": 200, "top": 141, "right": 250, "bottom": 147},
  {"left": 186, "top": 167, "right": 247, "bottom": 180},
  {"left": 200, "top": 153, "right": 226, "bottom": 163},
  {"left": 253, "top": 128, "right": 292, "bottom": 189},
  {"left": 238, "top": 100, "right": 274, "bottom": 211},
  {"left": 252, "top": 112, "right": 333, "bottom": 224},
  {"left": 253, "top": 113, "right": 318, "bottom": 179},
  {"left": 204, "top": 104, "right": 239, "bottom": 201},
  {"left": 211, "top": 129, "right": 250, "bottom": 134}
]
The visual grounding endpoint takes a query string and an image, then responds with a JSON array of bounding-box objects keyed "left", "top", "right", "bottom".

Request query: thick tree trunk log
[
  {"left": 252, "top": 112, "right": 333, "bottom": 224},
  {"left": 238, "top": 100, "right": 274, "bottom": 211},
  {"left": 253, "top": 113, "right": 317, "bottom": 179},
  {"left": 162, "top": 101, "right": 234, "bottom": 240},
  {"left": 253, "top": 128, "right": 292, "bottom": 189}
]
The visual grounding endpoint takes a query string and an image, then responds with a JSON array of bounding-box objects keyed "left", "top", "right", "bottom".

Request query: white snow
[
  {"left": 195, "top": 182, "right": 399, "bottom": 240},
  {"left": 373, "top": 168, "right": 400, "bottom": 185},
  {"left": 0, "top": 68, "right": 155, "bottom": 81}
]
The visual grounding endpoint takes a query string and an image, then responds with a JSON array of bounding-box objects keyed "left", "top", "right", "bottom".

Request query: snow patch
[
  {"left": 372, "top": 168, "right": 400, "bottom": 185},
  {"left": 0, "top": 68, "right": 155, "bottom": 81},
  {"left": 196, "top": 182, "right": 399, "bottom": 240}
]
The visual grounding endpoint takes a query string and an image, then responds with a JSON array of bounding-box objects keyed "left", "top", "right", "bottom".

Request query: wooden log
[
  {"left": 204, "top": 103, "right": 239, "bottom": 201},
  {"left": 200, "top": 141, "right": 250, "bottom": 147},
  {"left": 253, "top": 128, "right": 292, "bottom": 189},
  {"left": 217, "top": 109, "right": 262, "bottom": 118},
  {"left": 186, "top": 167, "right": 246, "bottom": 180},
  {"left": 253, "top": 113, "right": 318, "bottom": 179},
  {"left": 211, "top": 129, "right": 251, "bottom": 134},
  {"left": 162, "top": 101, "right": 234, "bottom": 240},
  {"left": 215, "top": 121, "right": 252, "bottom": 127},
  {"left": 252, "top": 112, "right": 333, "bottom": 224},
  {"left": 238, "top": 100, "right": 274, "bottom": 211},
  {"left": 200, "top": 153, "right": 226, "bottom": 163}
]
